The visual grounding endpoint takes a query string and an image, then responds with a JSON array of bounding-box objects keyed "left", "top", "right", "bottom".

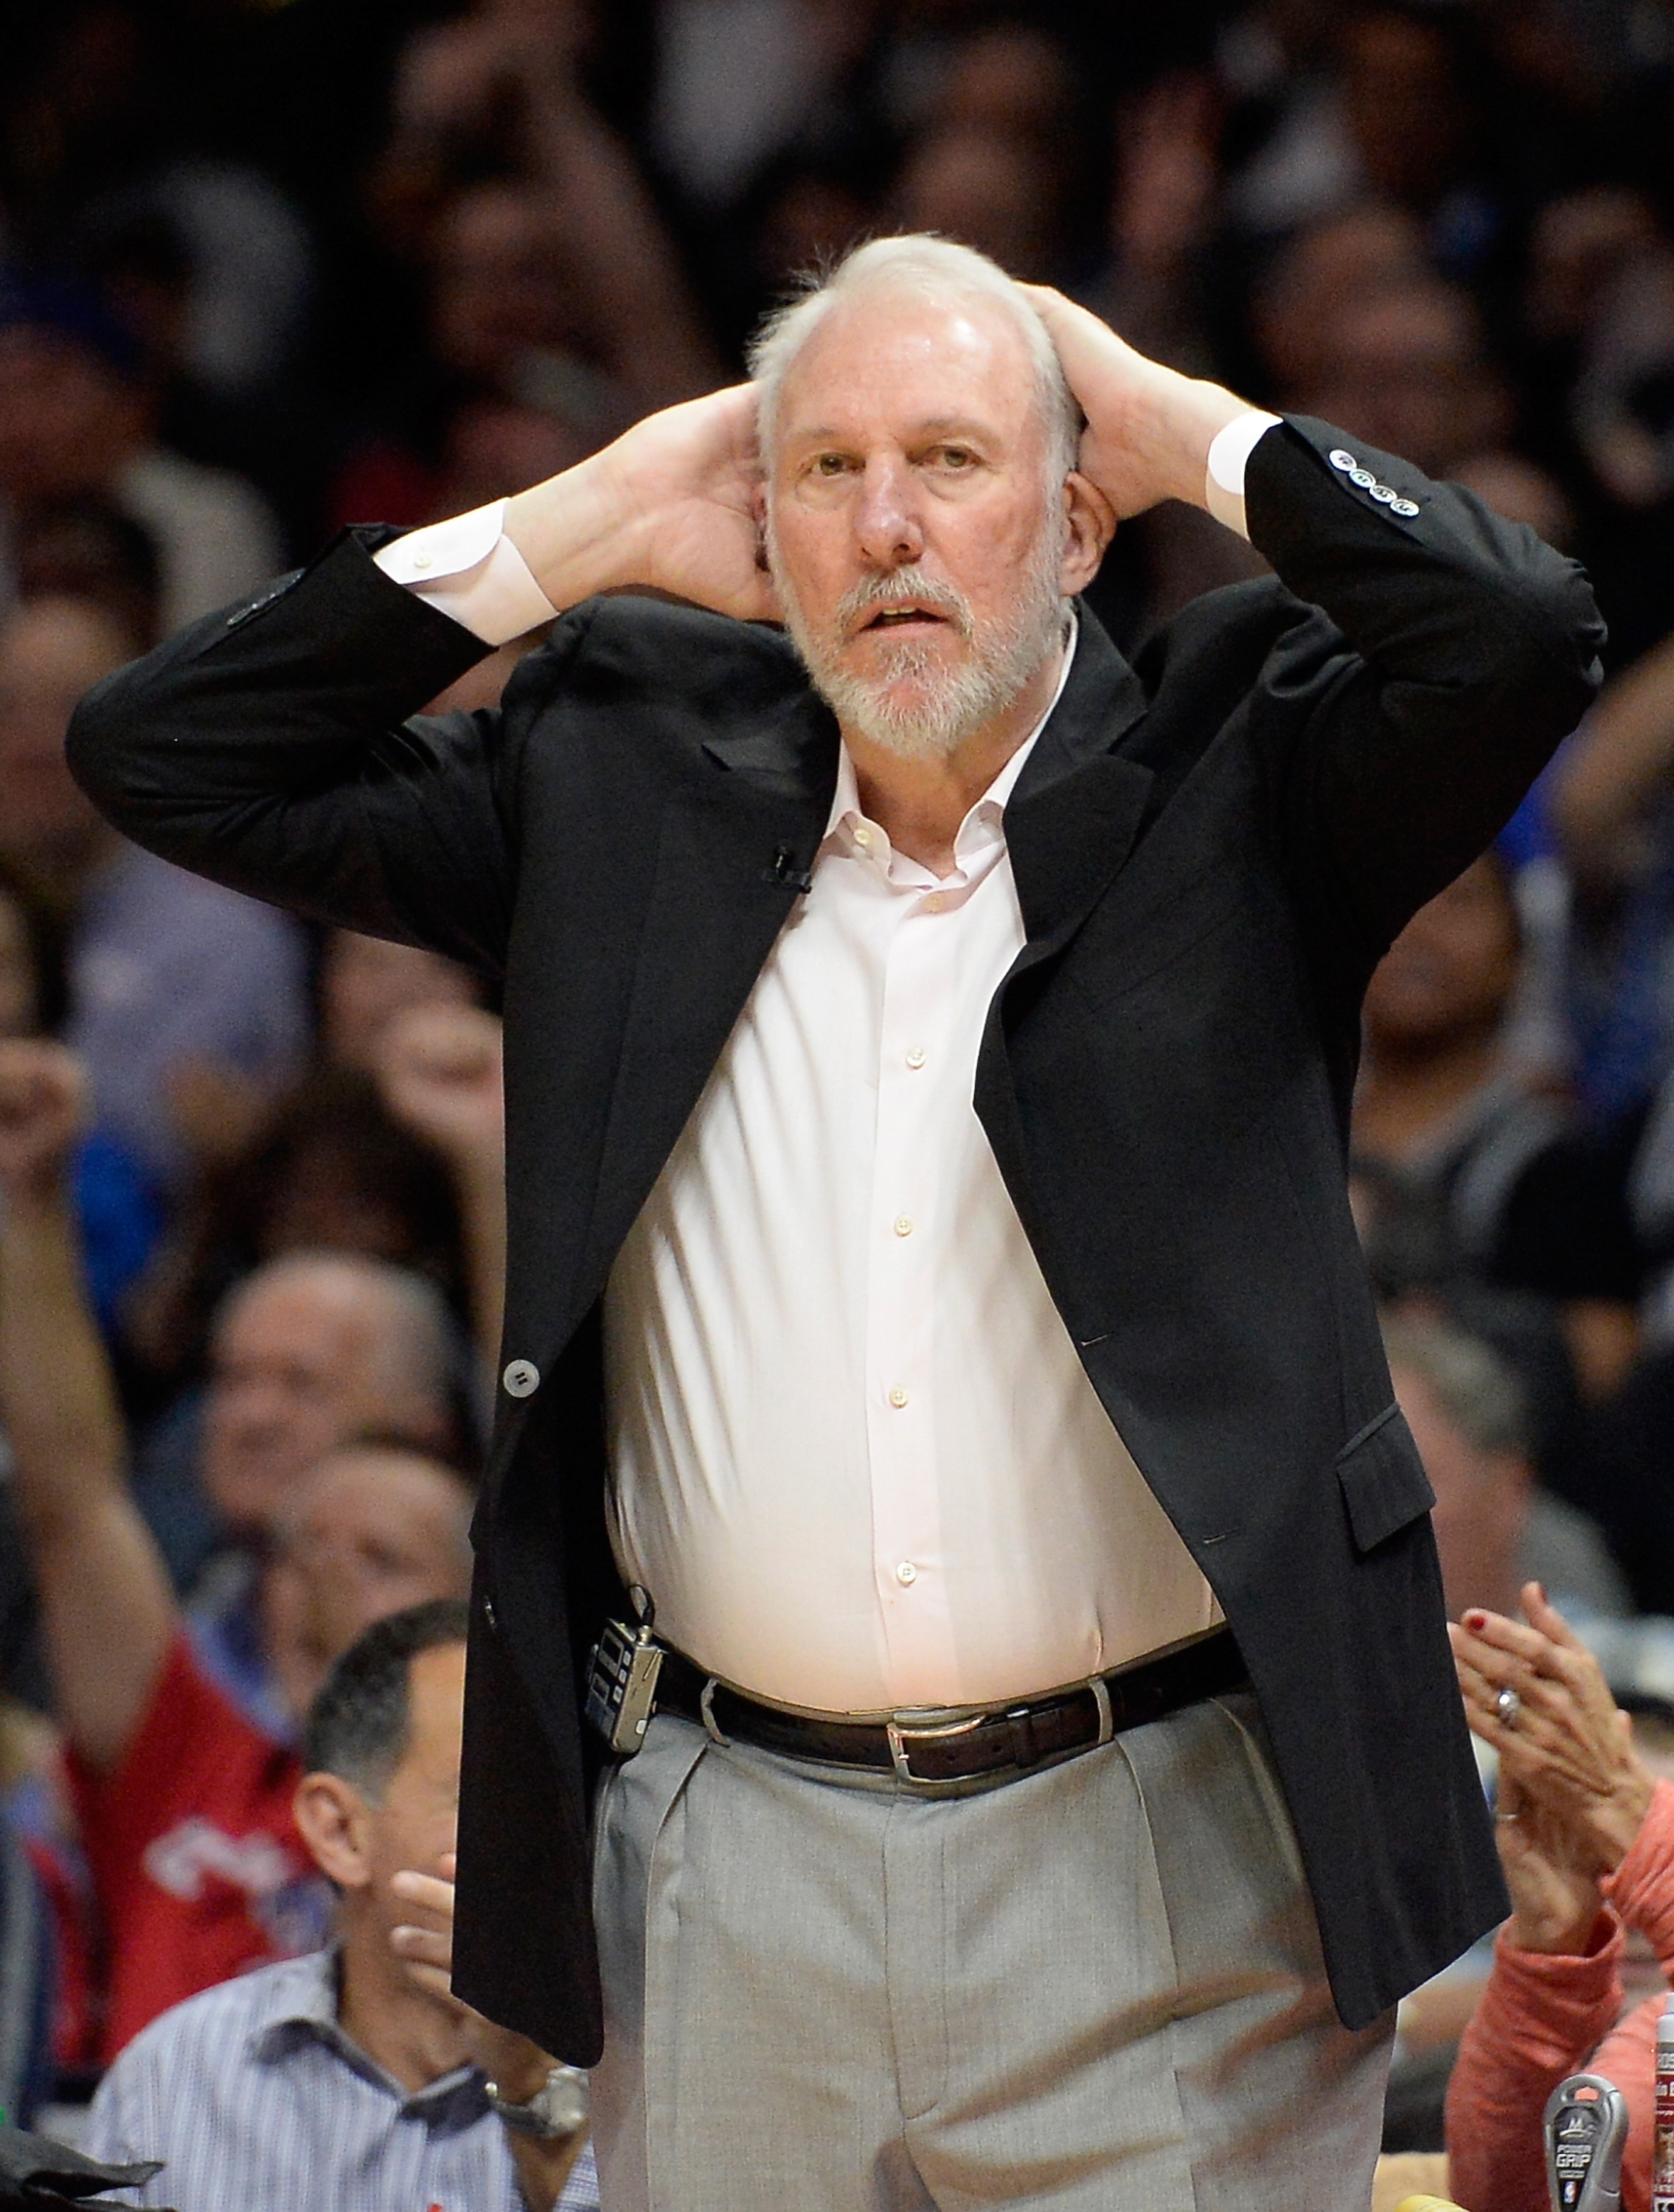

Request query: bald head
[
  {"left": 263, "top": 1444, "right": 474, "bottom": 1725},
  {"left": 203, "top": 1251, "right": 456, "bottom": 1536}
]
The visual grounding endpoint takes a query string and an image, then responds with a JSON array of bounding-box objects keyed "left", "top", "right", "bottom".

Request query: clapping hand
[{"left": 1451, "top": 1582, "right": 1657, "bottom": 1953}]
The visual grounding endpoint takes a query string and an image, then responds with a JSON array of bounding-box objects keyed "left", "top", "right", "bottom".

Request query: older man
[
  {"left": 68, "top": 236, "right": 1604, "bottom": 2207},
  {"left": 0, "top": 1038, "right": 476, "bottom": 2058}
]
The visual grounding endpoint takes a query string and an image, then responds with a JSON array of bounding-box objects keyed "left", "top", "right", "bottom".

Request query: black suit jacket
[{"left": 68, "top": 417, "right": 1605, "bottom": 2053}]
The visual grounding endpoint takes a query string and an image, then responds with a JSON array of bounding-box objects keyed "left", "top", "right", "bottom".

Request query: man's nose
[{"left": 855, "top": 458, "right": 925, "bottom": 568}]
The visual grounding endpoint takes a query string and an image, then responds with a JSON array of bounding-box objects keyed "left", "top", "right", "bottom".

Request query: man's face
[
  {"left": 344, "top": 1641, "right": 467, "bottom": 1944},
  {"left": 263, "top": 1453, "right": 472, "bottom": 1725},
  {"left": 763, "top": 290, "right": 1069, "bottom": 759},
  {"left": 201, "top": 1271, "right": 431, "bottom": 1534},
  {"left": 0, "top": 599, "right": 128, "bottom": 878},
  {"left": 1362, "top": 857, "right": 1521, "bottom": 1054}
]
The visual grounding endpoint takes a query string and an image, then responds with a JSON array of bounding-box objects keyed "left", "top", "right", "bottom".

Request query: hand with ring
[{"left": 1449, "top": 1582, "right": 1657, "bottom": 1954}]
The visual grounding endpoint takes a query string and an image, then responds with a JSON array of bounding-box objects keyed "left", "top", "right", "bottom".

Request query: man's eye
[
  {"left": 814, "top": 454, "right": 849, "bottom": 476},
  {"left": 939, "top": 448, "right": 974, "bottom": 468}
]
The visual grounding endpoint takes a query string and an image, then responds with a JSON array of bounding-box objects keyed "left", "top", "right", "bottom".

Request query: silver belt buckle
[{"left": 885, "top": 1709, "right": 987, "bottom": 1786}]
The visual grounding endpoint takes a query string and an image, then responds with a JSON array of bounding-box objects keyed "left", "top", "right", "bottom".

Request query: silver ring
[{"left": 1495, "top": 1685, "right": 1522, "bottom": 1726}]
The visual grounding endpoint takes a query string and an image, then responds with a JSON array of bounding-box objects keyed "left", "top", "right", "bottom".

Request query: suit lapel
[
  {"left": 1004, "top": 607, "right": 1153, "bottom": 959},
  {"left": 580, "top": 712, "right": 836, "bottom": 1299},
  {"left": 971, "top": 609, "right": 1153, "bottom": 1241},
  {"left": 496, "top": 678, "right": 838, "bottom": 1474}
]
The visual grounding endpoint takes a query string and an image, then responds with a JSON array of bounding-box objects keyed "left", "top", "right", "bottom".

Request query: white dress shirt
[{"left": 377, "top": 409, "right": 1277, "bottom": 1714}]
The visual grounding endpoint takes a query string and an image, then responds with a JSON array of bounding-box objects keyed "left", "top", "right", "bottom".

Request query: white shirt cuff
[
  {"left": 1204, "top": 411, "right": 1284, "bottom": 539},
  {"left": 372, "top": 498, "right": 559, "bottom": 646}
]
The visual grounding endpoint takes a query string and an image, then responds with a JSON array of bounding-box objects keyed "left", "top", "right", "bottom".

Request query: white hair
[
  {"left": 220, "top": 1251, "right": 457, "bottom": 1417},
  {"left": 747, "top": 234, "right": 1080, "bottom": 487}
]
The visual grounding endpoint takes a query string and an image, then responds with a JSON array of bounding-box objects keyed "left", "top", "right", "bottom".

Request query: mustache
[{"left": 834, "top": 566, "right": 974, "bottom": 641}]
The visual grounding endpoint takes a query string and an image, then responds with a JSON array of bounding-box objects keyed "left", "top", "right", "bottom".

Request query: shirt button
[
  {"left": 853, "top": 824, "right": 873, "bottom": 848},
  {"left": 502, "top": 1358, "right": 540, "bottom": 1397},
  {"left": 906, "top": 1047, "right": 926, "bottom": 1070},
  {"left": 888, "top": 1386, "right": 909, "bottom": 1408},
  {"left": 411, "top": 546, "right": 433, "bottom": 570},
  {"left": 923, "top": 893, "right": 945, "bottom": 913},
  {"left": 894, "top": 1215, "right": 914, "bottom": 1237},
  {"left": 895, "top": 1560, "right": 918, "bottom": 1586}
]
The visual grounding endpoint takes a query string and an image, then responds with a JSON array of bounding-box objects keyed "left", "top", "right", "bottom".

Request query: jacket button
[
  {"left": 501, "top": 1358, "right": 540, "bottom": 1398},
  {"left": 483, "top": 1596, "right": 498, "bottom": 1631}
]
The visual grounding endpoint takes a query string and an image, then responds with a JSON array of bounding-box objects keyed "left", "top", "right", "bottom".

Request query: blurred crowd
[{"left": 9, "top": 0, "right": 1674, "bottom": 2191}]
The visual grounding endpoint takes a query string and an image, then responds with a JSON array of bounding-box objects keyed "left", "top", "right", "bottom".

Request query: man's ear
[
  {"left": 294, "top": 1771, "right": 375, "bottom": 1890},
  {"left": 1059, "top": 470, "right": 1116, "bottom": 594}
]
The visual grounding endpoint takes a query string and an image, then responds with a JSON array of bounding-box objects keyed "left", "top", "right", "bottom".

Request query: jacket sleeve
[
  {"left": 1243, "top": 415, "right": 1606, "bottom": 968},
  {"left": 65, "top": 529, "right": 583, "bottom": 978}
]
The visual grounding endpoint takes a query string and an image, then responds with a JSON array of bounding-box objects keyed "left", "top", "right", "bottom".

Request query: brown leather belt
[{"left": 655, "top": 1628, "right": 1248, "bottom": 1788}]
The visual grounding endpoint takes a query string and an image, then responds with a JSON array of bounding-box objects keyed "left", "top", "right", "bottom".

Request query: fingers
[
  {"left": 392, "top": 1920, "right": 452, "bottom": 1967},
  {"left": 391, "top": 1867, "right": 456, "bottom": 1919},
  {"left": 397, "top": 1956, "right": 456, "bottom": 2003},
  {"left": 1449, "top": 1624, "right": 1589, "bottom": 1769},
  {"left": 1521, "top": 1581, "right": 1587, "bottom": 1655},
  {"left": 1456, "top": 1604, "right": 1597, "bottom": 1695}
]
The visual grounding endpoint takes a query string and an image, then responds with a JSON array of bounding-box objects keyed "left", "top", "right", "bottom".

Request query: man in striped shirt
[{"left": 81, "top": 1604, "right": 599, "bottom": 2212}]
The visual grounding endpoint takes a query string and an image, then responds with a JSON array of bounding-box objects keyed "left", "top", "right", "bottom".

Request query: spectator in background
[
  {"left": 1385, "top": 1310, "right": 1628, "bottom": 1630},
  {"left": 131, "top": 1242, "right": 466, "bottom": 1652},
  {"left": 344, "top": 1, "right": 723, "bottom": 528},
  {"left": 1552, "top": 623, "right": 1674, "bottom": 1121},
  {"left": 1447, "top": 1588, "right": 1674, "bottom": 2212},
  {"left": 0, "top": 273, "right": 284, "bottom": 634},
  {"left": 1352, "top": 858, "right": 1642, "bottom": 1526},
  {"left": 1355, "top": 856, "right": 1559, "bottom": 1233},
  {"left": 128, "top": 987, "right": 508, "bottom": 1434},
  {"left": 0, "top": 1034, "right": 476, "bottom": 2062},
  {"left": 9, "top": 495, "right": 164, "bottom": 652},
  {"left": 83, "top": 1602, "right": 598, "bottom": 2212},
  {"left": 321, "top": 930, "right": 481, "bottom": 1075},
  {"left": 0, "top": 580, "right": 308, "bottom": 1199}
]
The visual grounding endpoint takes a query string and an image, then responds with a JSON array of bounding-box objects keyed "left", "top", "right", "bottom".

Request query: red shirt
[{"left": 66, "top": 1630, "right": 328, "bottom": 2064}]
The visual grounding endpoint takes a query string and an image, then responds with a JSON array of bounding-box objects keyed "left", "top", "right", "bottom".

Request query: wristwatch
[{"left": 485, "top": 2063, "right": 590, "bottom": 2140}]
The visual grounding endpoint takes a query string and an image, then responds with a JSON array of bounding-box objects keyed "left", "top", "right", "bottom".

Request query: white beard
[{"left": 767, "top": 521, "right": 1069, "bottom": 763}]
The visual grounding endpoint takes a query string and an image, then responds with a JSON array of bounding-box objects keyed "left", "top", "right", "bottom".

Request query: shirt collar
[
  {"left": 822, "top": 613, "right": 1079, "bottom": 843},
  {"left": 250, "top": 1947, "right": 483, "bottom": 2115}
]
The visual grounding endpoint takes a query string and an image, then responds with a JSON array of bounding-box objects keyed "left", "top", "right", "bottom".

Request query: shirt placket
[{"left": 867, "top": 866, "right": 964, "bottom": 1704}]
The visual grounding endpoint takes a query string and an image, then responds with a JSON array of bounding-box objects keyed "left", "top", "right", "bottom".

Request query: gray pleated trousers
[{"left": 589, "top": 1689, "right": 1393, "bottom": 2211}]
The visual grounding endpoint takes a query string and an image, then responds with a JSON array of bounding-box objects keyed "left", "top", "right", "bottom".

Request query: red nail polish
[{"left": 1465, "top": 1610, "right": 1487, "bottom": 1630}]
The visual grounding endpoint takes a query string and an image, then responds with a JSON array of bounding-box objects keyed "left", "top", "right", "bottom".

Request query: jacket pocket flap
[{"left": 1336, "top": 1403, "right": 1435, "bottom": 1554}]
